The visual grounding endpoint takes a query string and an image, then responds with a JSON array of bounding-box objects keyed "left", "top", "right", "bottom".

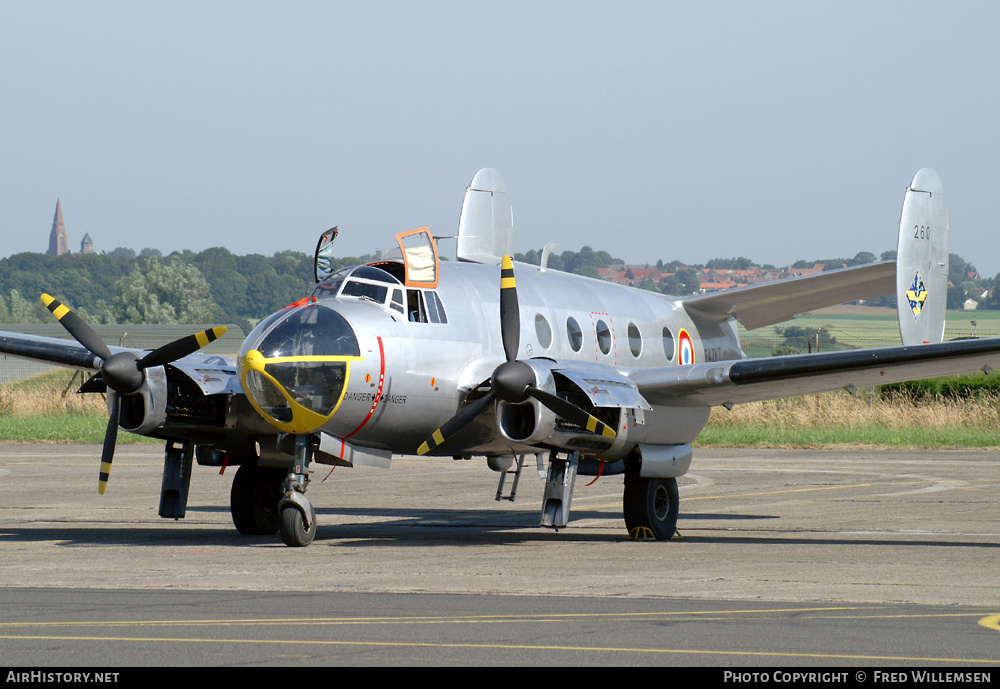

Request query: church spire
[{"left": 47, "top": 200, "right": 68, "bottom": 256}]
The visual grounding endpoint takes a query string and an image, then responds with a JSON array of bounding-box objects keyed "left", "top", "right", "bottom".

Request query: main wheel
[
  {"left": 230, "top": 461, "right": 284, "bottom": 535},
  {"left": 280, "top": 504, "right": 317, "bottom": 547},
  {"left": 623, "top": 473, "right": 679, "bottom": 540}
]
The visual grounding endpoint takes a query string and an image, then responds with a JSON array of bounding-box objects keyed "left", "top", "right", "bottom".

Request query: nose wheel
[{"left": 280, "top": 501, "right": 317, "bottom": 547}]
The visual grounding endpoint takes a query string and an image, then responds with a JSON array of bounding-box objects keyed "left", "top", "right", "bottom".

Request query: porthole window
[
  {"left": 662, "top": 326, "right": 675, "bottom": 361},
  {"left": 628, "top": 323, "right": 642, "bottom": 357},
  {"left": 567, "top": 317, "right": 583, "bottom": 352},
  {"left": 596, "top": 320, "right": 612, "bottom": 355},
  {"left": 534, "top": 313, "right": 552, "bottom": 349}
]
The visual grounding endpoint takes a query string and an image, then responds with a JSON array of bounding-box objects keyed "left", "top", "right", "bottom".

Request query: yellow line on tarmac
[
  {"left": 979, "top": 614, "right": 1000, "bottom": 632},
  {"left": 0, "top": 633, "right": 997, "bottom": 664},
  {"left": 0, "top": 605, "right": 884, "bottom": 628}
]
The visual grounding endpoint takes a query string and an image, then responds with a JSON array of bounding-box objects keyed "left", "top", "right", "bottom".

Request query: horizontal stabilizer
[{"left": 681, "top": 261, "right": 895, "bottom": 330}]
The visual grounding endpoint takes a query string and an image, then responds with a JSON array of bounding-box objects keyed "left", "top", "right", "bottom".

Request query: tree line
[
  {"left": 0, "top": 248, "right": 372, "bottom": 334},
  {"left": 0, "top": 246, "right": 995, "bottom": 331}
]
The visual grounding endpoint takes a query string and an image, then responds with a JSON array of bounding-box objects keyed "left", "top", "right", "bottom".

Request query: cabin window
[
  {"left": 662, "top": 326, "right": 675, "bottom": 361},
  {"left": 596, "top": 320, "right": 612, "bottom": 355},
  {"left": 566, "top": 317, "right": 583, "bottom": 352},
  {"left": 628, "top": 323, "right": 642, "bottom": 357},
  {"left": 534, "top": 314, "right": 552, "bottom": 349}
]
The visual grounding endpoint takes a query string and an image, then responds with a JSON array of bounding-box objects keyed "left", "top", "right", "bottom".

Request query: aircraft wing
[
  {"left": 0, "top": 331, "right": 101, "bottom": 370},
  {"left": 680, "top": 261, "right": 895, "bottom": 330},
  {"left": 627, "top": 337, "right": 1000, "bottom": 408},
  {"left": 0, "top": 330, "right": 240, "bottom": 394}
]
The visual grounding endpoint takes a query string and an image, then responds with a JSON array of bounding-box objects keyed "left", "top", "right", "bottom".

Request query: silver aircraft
[{"left": 2, "top": 167, "right": 997, "bottom": 546}]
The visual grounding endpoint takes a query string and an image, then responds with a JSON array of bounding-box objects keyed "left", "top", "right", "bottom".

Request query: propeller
[
  {"left": 40, "top": 293, "right": 226, "bottom": 494},
  {"left": 416, "top": 257, "right": 615, "bottom": 455}
]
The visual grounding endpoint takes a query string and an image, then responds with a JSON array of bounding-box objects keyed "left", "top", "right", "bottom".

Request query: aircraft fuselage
[{"left": 241, "top": 260, "right": 743, "bottom": 458}]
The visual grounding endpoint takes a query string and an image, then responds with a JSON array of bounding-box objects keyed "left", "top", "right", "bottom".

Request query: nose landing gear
[{"left": 278, "top": 434, "right": 318, "bottom": 547}]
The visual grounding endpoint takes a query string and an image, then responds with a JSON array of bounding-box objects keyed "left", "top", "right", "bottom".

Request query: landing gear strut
[{"left": 278, "top": 435, "right": 317, "bottom": 547}]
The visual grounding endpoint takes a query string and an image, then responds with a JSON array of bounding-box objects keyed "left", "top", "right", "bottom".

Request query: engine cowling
[
  {"left": 494, "top": 359, "right": 632, "bottom": 459},
  {"left": 108, "top": 365, "right": 168, "bottom": 435}
]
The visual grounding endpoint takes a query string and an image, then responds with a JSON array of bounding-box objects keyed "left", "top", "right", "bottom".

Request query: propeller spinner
[
  {"left": 40, "top": 294, "right": 226, "bottom": 494},
  {"left": 416, "top": 257, "right": 615, "bottom": 455}
]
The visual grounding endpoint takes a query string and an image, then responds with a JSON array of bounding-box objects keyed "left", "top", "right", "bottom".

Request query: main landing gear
[
  {"left": 622, "top": 468, "right": 679, "bottom": 541},
  {"left": 230, "top": 435, "right": 318, "bottom": 547},
  {"left": 537, "top": 450, "right": 680, "bottom": 541}
]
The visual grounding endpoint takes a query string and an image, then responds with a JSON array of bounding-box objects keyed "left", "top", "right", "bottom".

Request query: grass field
[{"left": 739, "top": 308, "right": 1000, "bottom": 357}]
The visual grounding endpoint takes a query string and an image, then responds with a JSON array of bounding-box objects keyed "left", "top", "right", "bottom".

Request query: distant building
[
  {"left": 80, "top": 233, "right": 94, "bottom": 254},
  {"left": 46, "top": 200, "right": 68, "bottom": 256}
]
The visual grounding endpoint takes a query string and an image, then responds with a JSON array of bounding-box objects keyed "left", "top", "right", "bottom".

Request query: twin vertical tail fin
[
  {"left": 896, "top": 168, "right": 949, "bottom": 345},
  {"left": 456, "top": 168, "right": 514, "bottom": 265}
]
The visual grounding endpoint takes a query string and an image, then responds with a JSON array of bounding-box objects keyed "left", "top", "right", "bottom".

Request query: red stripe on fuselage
[{"left": 339, "top": 336, "right": 386, "bottom": 458}]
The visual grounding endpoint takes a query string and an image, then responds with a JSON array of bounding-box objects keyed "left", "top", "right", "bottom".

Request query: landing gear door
[{"left": 395, "top": 227, "right": 440, "bottom": 289}]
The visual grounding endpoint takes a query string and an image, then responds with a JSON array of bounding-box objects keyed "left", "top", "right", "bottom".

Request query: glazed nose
[{"left": 237, "top": 304, "right": 362, "bottom": 434}]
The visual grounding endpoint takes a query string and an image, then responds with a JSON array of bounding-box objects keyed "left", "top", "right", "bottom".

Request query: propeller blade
[
  {"left": 499, "top": 256, "right": 519, "bottom": 363},
  {"left": 40, "top": 294, "right": 112, "bottom": 361},
  {"left": 416, "top": 391, "right": 495, "bottom": 456},
  {"left": 99, "top": 394, "right": 120, "bottom": 494},
  {"left": 139, "top": 326, "right": 228, "bottom": 369},
  {"left": 527, "top": 387, "right": 617, "bottom": 440}
]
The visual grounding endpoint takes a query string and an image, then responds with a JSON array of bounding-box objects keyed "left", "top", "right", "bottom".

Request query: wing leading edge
[
  {"left": 627, "top": 337, "right": 1000, "bottom": 408},
  {"left": 0, "top": 331, "right": 100, "bottom": 370}
]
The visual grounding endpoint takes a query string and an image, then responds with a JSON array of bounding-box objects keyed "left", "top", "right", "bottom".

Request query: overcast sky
[{"left": 3, "top": 1, "right": 999, "bottom": 276}]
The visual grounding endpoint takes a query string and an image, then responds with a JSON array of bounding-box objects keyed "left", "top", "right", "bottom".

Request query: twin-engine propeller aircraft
[{"left": 2, "top": 167, "right": 999, "bottom": 546}]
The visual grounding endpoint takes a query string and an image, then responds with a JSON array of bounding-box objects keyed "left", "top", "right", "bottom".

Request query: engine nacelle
[
  {"left": 494, "top": 359, "right": 629, "bottom": 459},
  {"left": 107, "top": 365, "right": 168, "bottom": 435},
  {"left": 496, "top": 398, "right": 558, "bottom": 445},
  {"left": 495, "top": 359, "right": 559, "bottom": 444}
]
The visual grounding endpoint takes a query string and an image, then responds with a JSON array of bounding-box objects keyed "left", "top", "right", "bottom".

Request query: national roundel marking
[{"left": 678, "top": 328, "right": 695, "bottom": 365}]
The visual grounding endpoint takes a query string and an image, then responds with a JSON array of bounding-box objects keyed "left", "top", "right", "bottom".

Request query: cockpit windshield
[{"left": 310, "top": 264, "right": 402, "bottom": 305}]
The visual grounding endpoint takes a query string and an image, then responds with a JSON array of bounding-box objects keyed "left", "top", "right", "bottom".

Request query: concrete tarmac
[{"left": 1, "top": 444, "right": 999, "bottom": 666}]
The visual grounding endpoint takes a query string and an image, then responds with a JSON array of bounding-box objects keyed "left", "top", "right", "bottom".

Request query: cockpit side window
[
  {"left": 425, "top": 291, "right": 448, "bottom": 324},
  {"left": 390, "top": 289, "right": 405, "bottom": 315},
  {"left": 406, "top": 289, "right": 426, "bottom": 322},
  {"left": 310, "top": 274, "right": 347, "bottom": 299}
]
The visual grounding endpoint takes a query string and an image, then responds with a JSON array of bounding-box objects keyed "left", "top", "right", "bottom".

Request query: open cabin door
[{"left": 394, "top": 227, "right": 440, "bottom": 289}]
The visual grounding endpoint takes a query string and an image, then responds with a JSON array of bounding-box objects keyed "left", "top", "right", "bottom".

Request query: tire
[
  {"left": 623, "top": 472, "right": 679, "bottom": 541},
  {"left": 280, "top": 505, "right": 316, "bottom": 547},
  {"left": 230, "top": 461, "right": 284, "bottom": 535}
]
